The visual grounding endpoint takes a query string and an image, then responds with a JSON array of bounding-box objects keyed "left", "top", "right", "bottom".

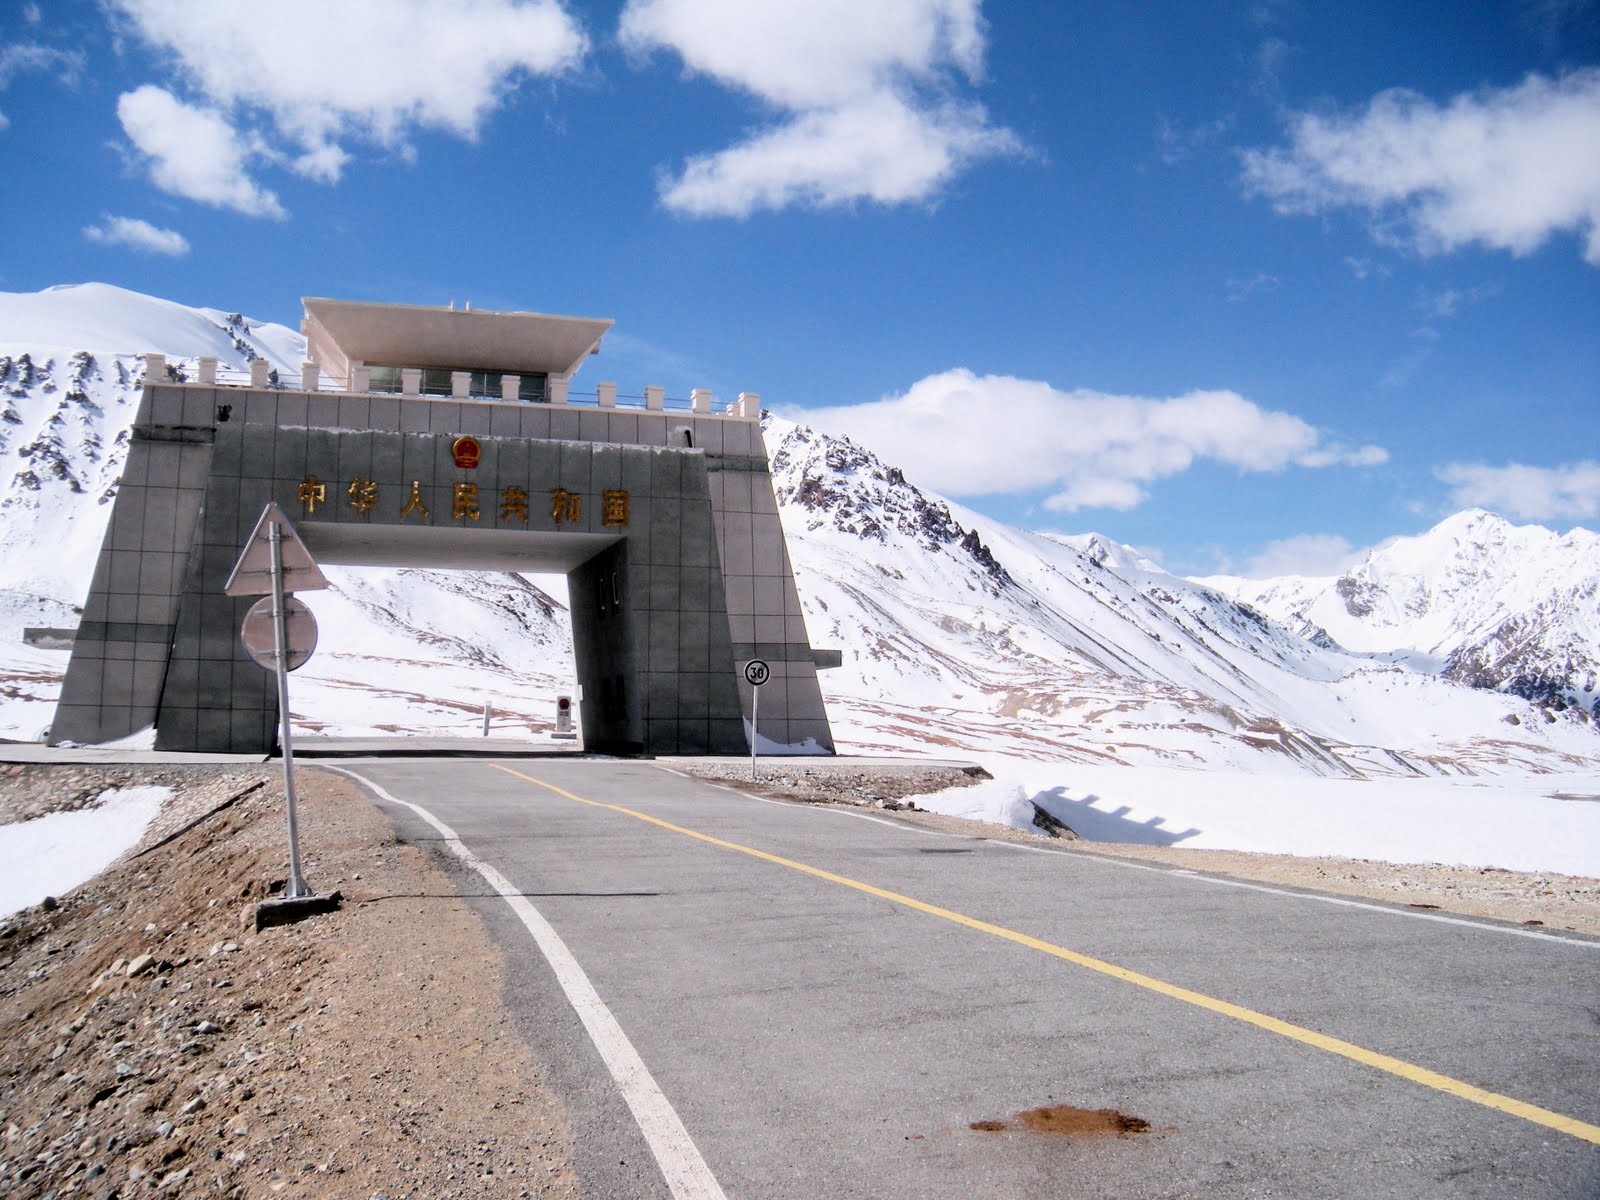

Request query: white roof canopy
[{"left": 302, "top": 298, "right": 612, "bottom": 379}]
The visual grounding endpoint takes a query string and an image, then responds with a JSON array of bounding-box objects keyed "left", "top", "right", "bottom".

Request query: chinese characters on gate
[{"left": 296, "top": 474, "right": 630, "bottom": 528}]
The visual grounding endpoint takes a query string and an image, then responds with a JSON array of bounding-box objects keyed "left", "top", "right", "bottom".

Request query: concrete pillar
[
  {"left": 501, "top": 374, "right": 520, "bottom": 403},
  {"left": 597, "top": 382, "right": 617, "bottom": 409},
  {"left": 645, "top": 385, "right": 665, "bottom": 412},
  {"left": 739, "top": 391, "right": 761, "bottom": 419},
  {"left": 691, "top": 388, "right": 713, "bottom": 414},
  {"left": 550, "top": 377, "right": 569, "bottom": 405},
  {"left": 451, "top": 371, "right": 470, "bottom": 399},
  {"left": 143, "top": 353, "right": 165, "bottom": 382},
  {"left": 401, "top": 368, "right": 421, "bottom": 396},
  {"left": 197, "top": 357, "right": 217, "bottom": 385},
  {"left": 300, "top": 361, "right": 319, "bottom": 391},
  {"left": 249, "top": 359, "right": 270, "bottom": 387}
]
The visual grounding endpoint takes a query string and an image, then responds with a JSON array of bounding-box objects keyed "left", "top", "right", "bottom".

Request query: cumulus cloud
[
  {"left": 117, "top": 86, "right": 285, "bottom": 218},
  {"left": 1241, "top": 533, "right": 1369, "bottom": 579},
  {"left": 1242, "top": 68, "right": 1600, "bottom": 265},
  {"left": 1436, "top": 460, "right": 1600, "bottom": 521},
  {"left": 106, "top": 0, "right": 586, "bottom": 199},
  {"left": 797, "top": 369, "right": 1387, "bottom": 512},
  {"left": 618, "top": 0, "right": 1021, "bottom": 216},
  {"left": 82, "top": 214, "right": 190, "bottom": 256}
]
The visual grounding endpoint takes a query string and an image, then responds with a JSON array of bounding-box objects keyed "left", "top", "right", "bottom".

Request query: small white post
[
  {"left": 501, "top": 374, "right": 521, "bottom": 403},
  {"left": 691, "top": 388, "right": 713, "bottom": 414},
  {"left": 597, "top": 382, "right": 617, "bottom": 409},
  {"left": 549, "top": 378, "right": 570, "bottom": 405},
  {"left": 197, "top": 357, "right": 218, "bottom": 385},
  {"left": 249, "top": 359, "right": 271, "bottom": 387},
  {"left": 451, "top": 371, "right": 470, "bottom": 399},
  {"left": 300, "top": 361, "right": 318, "bottom": 392},
  {"left": 738, "top": 391, "right": 761, "bottom": 420},
  {"left": 143, "top": 352, "right": 166, "bottom": 381},
  {"left": 645, "top": 385, "right": 665, "bottom": 412},
  {"left": 401, "top": 368, "right": 422, "bottom": 396}
]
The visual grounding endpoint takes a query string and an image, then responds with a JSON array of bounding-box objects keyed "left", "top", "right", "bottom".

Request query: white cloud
[
  {"left": 796, "top": 368, "right": 1387, "bottom": 512},
  {"left": 106, "top": 0, "right": 586, "bottom": 186},
  {"left": 0, "top": 109, "right": 8, "bottom": 132},
  {"left": 117, "top": 86, "right": 285, "bottom": 218},
  {"left": 1242, "top": 68, "right": 1600, "bottom": 265},
  {"left": 660, "top": 93, "right": 1017, "bottom": 217},
  {"left": 1241, "top": 533, "right": 1368, "bottom": 579},
  {"left": 0, "top": 41, "right": 84, "bottom": 88},
  {"left": 82, "top": 214, "right": 190, "bottom": 256},
  {"left": 618, "top": 0, "right": 1020, "bottom": 216},
  {"left": 1436, "top": 460, "right": 1600, "bottom": 521}
]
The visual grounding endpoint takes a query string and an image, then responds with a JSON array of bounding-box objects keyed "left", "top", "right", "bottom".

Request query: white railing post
[
  {"left": 739, "top": 391, "right": 761, "bottom": 419},
  {"left": 501, "top": 374, "right": 520, "bottom": 402},
  {"left": 597, "top": 382, "right": 617, "bottom": 409},
  {"left": 550, "top": 377, "right": 569, "bottom": 405},
  {"left": 300, "top": 361, "right": 318, "bottom": 391},
  {"left": 197, "top": 357, "right": 218, "bottom": 385},
  {"left": 143, "top": 352, "right": 166, "bottom": 382},
  {"left": 645, "top": 385, "right": 665, "bottom": 412},
  {"left": 249, "top": 359, "right": 271, "bottom": 387},
  {"left": 691, "top": 388, "right": 712, "bottom": 414}
]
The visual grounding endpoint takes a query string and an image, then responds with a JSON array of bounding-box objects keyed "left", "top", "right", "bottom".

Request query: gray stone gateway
[{"left": 50, "top": 298, "right": 835, "bottom": 756}]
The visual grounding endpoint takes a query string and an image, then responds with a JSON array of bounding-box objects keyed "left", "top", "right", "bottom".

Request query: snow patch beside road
[{"left": 0, "top": 785, "right": 170, "bottom": 916}]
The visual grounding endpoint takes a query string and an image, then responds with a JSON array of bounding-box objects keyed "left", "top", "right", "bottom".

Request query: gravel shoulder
[{"left": 0, "top": 764, "right": 576, "bottom": 1200}]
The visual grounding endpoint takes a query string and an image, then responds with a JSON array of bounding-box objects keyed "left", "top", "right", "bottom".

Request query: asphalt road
[{"left": 335, "top": 758, "right": 1600, "bottom": 1199}]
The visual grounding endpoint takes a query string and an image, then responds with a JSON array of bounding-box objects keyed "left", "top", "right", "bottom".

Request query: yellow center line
[{"left": 491, "top": 764, "right": 1600, "bottom": 1146}]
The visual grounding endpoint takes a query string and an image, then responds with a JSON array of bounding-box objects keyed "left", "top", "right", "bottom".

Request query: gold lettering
[
  {"left": 400, "top": 480, "right": 430, "bottom": 518},
  {"left": 297, "top": 476, "right": 327, "bottom": 515},
  {"left": 601, "top": 489, "right": 630, "bottom": 528},
  {"left": 500, "top": 485, "right": 530, "bottom": 525},
  {"left": 347, "top": 477, "right": 378, "bottom": 513}
]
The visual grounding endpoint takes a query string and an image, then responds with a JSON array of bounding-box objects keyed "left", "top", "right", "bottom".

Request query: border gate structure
[{"left": 50, "top": 298, "right": 835, "bottom": 756}]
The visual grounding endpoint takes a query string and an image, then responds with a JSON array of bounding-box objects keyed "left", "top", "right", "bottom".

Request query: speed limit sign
[{"left": 744, "top": 659, "right": 771, "bottom": 687}]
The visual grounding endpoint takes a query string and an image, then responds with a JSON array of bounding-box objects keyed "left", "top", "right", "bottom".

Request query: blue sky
[{"left": 1, "top": 0, "right": 1596, "bottom": 577}]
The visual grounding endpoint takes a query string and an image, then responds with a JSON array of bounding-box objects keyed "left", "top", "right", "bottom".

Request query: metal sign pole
[
  {"left": 270, "top": 522, "right": 310, "bottom": 899},
  {"left": 750, "top": 682, "right": 759, "bottom": 782}
]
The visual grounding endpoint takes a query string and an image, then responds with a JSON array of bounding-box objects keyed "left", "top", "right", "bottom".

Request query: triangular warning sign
[{"left": 224, "top": 502, "right": 330, "bottom": 596}]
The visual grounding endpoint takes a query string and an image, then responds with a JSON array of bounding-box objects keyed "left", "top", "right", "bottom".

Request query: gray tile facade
[{"left": 52, "top": 384, "right": 833, "bottom": 755}]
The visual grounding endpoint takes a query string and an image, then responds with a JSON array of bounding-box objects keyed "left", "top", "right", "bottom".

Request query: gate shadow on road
[{"left": 1029, "top": 787, "right": 1200, "bottom": 846}]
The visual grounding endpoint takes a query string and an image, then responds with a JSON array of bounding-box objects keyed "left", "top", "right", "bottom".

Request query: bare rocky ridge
[{"left": 0, "top": 766, "right": 576, "bottom": 1199}]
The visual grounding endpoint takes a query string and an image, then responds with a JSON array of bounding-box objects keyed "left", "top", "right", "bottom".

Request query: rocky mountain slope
[
  {"left": 0, "top": 282, "right": 1595, "bottom": 776},
  {"left": 767, "top": 419, "right": 1596, "bottom": 775}
]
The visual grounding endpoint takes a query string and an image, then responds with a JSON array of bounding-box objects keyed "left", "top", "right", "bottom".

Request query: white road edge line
[
  {"left": 654, "top": 766, "right": 1595, "bottom": 949},
  {"left": 329, "top": 767, "right": 727, "bottom": 1200}
]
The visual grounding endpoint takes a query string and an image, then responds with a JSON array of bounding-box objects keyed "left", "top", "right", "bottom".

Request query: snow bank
[
  {"left": 0, "top": 786, "right": 171, "bottom": 917},
  {"left": 911, "top": 757, "right": 1600, "bottom": 875}
]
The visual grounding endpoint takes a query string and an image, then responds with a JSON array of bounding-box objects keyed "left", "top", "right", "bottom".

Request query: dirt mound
[{"left": 0, "top": 767, "right": 575, "bottom": 1199}]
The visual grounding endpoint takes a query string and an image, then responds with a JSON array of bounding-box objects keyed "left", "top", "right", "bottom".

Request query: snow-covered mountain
[
  {"left": 1201, "top": 512, "right": 1600, "bottom": 720},
  {"left": 1, "top": 282, "right": 1595, "bottom": 780},
  {"left": 768, "top": 420, "right": 1597, "bottom": 775}
]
